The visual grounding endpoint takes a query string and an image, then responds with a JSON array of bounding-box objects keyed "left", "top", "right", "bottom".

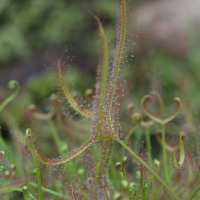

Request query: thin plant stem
[
  {"left": 136, "top": 127, "right": 142, "bottom": 152},
  {"left": 90, "top": 178, "right": 96, "bottom": 200},
  {"left": 115, "top": 137, "right": 179, "bottom": 200},
  {"left": 162, "top": 125, "right": 169, "bottom": 179},
  {"left": 143, "top": 185, "right": 147, "bottom": 200},
  {"left": 0, "top": 80, "right": 20, "bottom": 113},
  {"left": 48, "top": 119, "right": 62, "bottom": 155},
  {"left": 0, "top": 135, "right": 23, "bottom": 178},
  {"left": 29, "top": 182, "right": 67, "bottom": 199},
  {"left": 188, "top": 184, "right": 200, "bottom": 200},
  {"left": 26, "top": 129, "right": 43, "bottom": 200},
  {"left": 145, "top": 174, "right": 155, "bottom": 198},
  {"left": 145, "top": 127, "right": 152, "bottom": 166},
  {"left": 152, "top": 169, "right": 175, "bottom": 200},
  {"left": 180, "top": 172, "right": 197, "bottom": 198},
  {"left": 122, "top": 171, "right": 132, "bottom": 200},
  {"left": 143, "top": 191, "right": 146, "bottom": 200},
  {"left": 105, "top": 190, "right": 109, "bottom": 200},
  {"left": 110, "top": 159, "right": 119, "bottom": 190},
  {"left": 122, "top": 125, "right": 139, "bottom": 158}
]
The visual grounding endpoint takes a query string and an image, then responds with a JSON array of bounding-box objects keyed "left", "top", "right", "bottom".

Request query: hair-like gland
[
  {"left": 59, "top": 167, "right": 77, "bottom": 199},
  {"left": 88, "top": 177, "right": 97, "bottom": 200},
  {"left": 32, "top": 137, "right": 96, "bottom": 165},
  {"left": 95, "top": 139, "right": 113, "bottom": 189},
  {"left": 106, "top": 0, "right": 127, "bottom": 114},
  {"left": 58, "top": 60, "right": 94, "bottom": 119},
  {"left": 90, "top": 15, "right": 121, "bottom": 140},
  {"left": 18, "top": 137, "right": 28, "bottom": 180},
  {"left": 94, "top": 15, "right": 109, "bottom": 102},
  {"left": 94, "top": 15, "right": 110, "bottom": 138},
  {"left": 174, "top": 132, "right": 194, "bottom": 171},
  {"left": 134, "top": 160, "right": 148, "bottom": 199},
  {"left": 182, "top": 100, "right": 196, "bottom": 133}
]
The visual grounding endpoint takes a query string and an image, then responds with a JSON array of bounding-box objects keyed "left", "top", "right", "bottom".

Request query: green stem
[
  {"left": 122, "top": 171, "right": 132, "bottom": 200},
  {"left": 180, "top": 172, "right": 197, "bottom": 198},
  {"left": 95, "top": 139, "right": 112, "bottom": 185},
  {"left": 95, "top": 146, "right": 103, "bottom": 184},
  {"left": 90, "top": 178, "right": 96, "bottom": 200},
  {"left": 105, "top": 190, "right": 109, "bottom": 200},
  {"left": 136, "top": 127, "right": 142, "bottom": 153},
  {"left": 115, "top": 137, "right": 179, "bottom": 200},
  {"left": 26, "top": 129, "right": 43, "bottom": 200},
  {"left": 162, "top": 125, "right": 168, "bottom": 179},
  {"left": 152, "top": 169, "right": 175, "bottom": 200},
  {"left": 0, "top": 80, "right": 23, "bottom": 177},
  {"left": 145, "top": 127, "right": 152, "bottom": 166},
  {"left": 0, "top": 80, "right": 20, "bottom": 113},
  {"left": 188, "top": 184, "right": 200, "bottom": 200},
  {"left": 29, "top": 183, "right": 67, "bottom": 199},
  {"left": 48, "top": 119, "right": 62, "bottom": 155},
  {"left": 110, "top": 159, "right": 119, "bottom": 190},
  {"left": 122, "top": 125, "right": 139, "bottom": 158},
  {"left": 0, "top": 136, "right": 23, "bottom": 177},
  {"left": 143, "top": 184, "right": 147, "bottom": 200}
]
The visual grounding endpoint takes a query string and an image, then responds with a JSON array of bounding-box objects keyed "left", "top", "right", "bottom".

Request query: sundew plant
[{"left": 1, "top": 0, "right": 200, "bottom": 199}]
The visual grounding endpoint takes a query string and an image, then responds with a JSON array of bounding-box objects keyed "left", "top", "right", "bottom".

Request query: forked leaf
[{"left": 142, "top": 95, "right": 181, "bottom": 125}]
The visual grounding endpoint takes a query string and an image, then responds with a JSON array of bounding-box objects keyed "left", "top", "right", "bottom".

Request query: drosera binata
[{"left": 25, "top": 0, "right": 180, "bottom": 199}]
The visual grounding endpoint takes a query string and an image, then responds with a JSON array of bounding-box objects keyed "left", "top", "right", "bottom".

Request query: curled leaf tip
[
  {"left": 28, "top": 104, "right": 37, "bottom": 112},
  {"left": 131, "top": 112, "right": 143, "bottom": 124},
  {"left": 173, "top": 97, "right": 181, "bottom": 110},
  {"left": 141, "top": 95, "right": 151, "bottom": 104},
  {"left": 8, "top": 80, "right": 20, "bottom": 90},
  {"left": 26, "top": 128, "right": 32, "bottom": 139},
  {"left": 127, "top": 103, "right": 135, "bottom": 115},
  {"left": 85, "top": 89, "right": 94, "bottom": 101},
  {"left": 136, "top": 171, "right": 141, "bottom": 180},
  {"left": 154, "top": 159, "right": 160, "bottom": 168},
  {"left": 0, "top": 165, "right": 6, "bottom": 171},
  {"left": 50, "top": 94, "right": 58, "bottom": 100},
  {"left": 129, "top": 182, "right": 136, "bottom": 192},
  {"left": 10, "top": 164, "right": 16, "bottom": 171},
  {"left": 115, "top": 157, "right": 128, "bottom": 172},
  {"left": 142, "top": 94, "right": 181, "bottom": 125}
]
